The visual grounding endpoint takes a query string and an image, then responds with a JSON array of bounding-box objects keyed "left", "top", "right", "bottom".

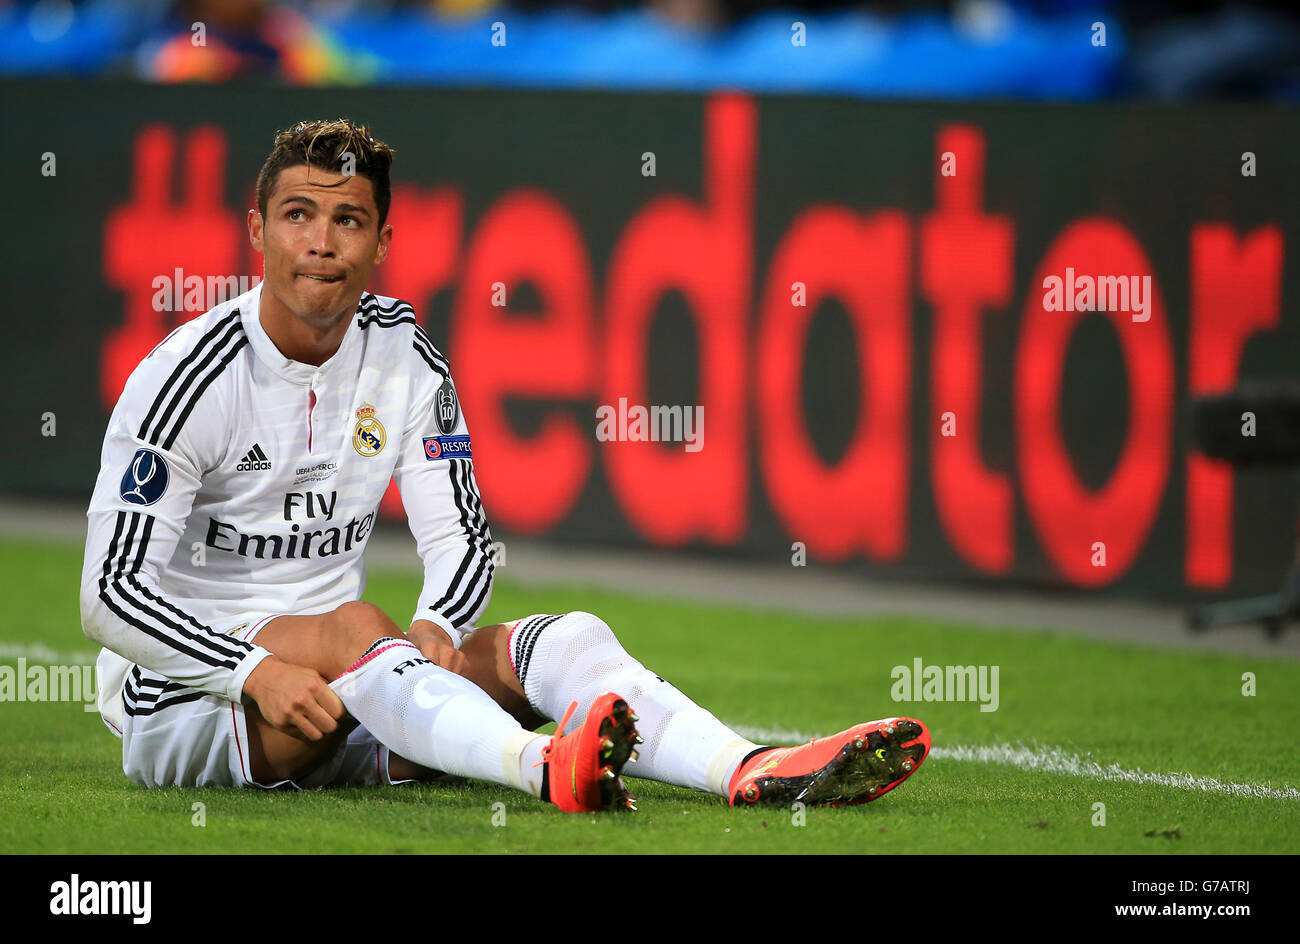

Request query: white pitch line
[
  {"left": 0, "top": 643, "right": 98, "bottom": 665},
  {"left": 933, "top": 742, "right": 1300, "bottom": 801},
  {"left": 732, "top": 725, "right": 1300, "bottom": 802}
]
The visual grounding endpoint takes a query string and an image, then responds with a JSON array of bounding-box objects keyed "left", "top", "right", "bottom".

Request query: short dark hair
[{"left": 256, "top": 118, "right": 396, "bottom": 227}]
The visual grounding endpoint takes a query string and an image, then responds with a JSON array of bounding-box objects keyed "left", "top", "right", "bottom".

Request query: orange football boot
[
  {"left": 542, "top": 692, "right": 642, "bottom": 812},
  {"left": 729, "top": 718, "right": 930, "bottom": 807}
]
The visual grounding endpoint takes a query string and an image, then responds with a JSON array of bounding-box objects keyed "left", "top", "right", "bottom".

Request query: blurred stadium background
[{"left": 2, "top": 0, "right": 1299, "bottom": 653}]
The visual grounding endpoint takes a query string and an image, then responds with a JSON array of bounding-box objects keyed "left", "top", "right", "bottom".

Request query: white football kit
[{"left": 79, "top": 282, "right": 495, "bottom": 787}]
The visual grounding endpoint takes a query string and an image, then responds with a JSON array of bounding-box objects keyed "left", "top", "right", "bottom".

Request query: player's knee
[
  {"left": 331, "top": 601, "right": 396, "bottom": 635},
  {"left": 323, "top": 601, "right": 401, "bottom": 674},
  {"left": 564, "top": 610, "right": 618, "bottom": 642}
]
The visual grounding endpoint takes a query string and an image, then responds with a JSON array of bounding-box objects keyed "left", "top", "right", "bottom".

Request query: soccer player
[{"left": 81, "top": 119, "right": 929, "bottom": 811}]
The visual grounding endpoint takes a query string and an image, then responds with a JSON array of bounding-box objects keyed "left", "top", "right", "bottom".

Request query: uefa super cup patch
[
  {"left": 423, "top": 434, "right": 472, "bottom": 460},
  {"left": 119, "top": 448, "right": 169, "bottom": 506}
]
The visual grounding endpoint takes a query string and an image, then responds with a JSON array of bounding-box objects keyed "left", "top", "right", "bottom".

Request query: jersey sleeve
[
  {"left": 391, "top": 345, "right": 495, "bottom": 647},
  {"left": 79, "top": 332, "right": 272, "bottom": 703}
]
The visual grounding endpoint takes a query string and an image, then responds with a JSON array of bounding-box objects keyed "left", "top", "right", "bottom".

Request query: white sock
[
  {"left": 509, "top": 612, "right": 757, "bottom": 796},
  {"left": 331, "top": 638, "right": 548, "bottom": 796}
]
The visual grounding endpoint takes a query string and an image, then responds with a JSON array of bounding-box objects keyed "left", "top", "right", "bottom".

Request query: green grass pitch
[{"left": 1, "top": 537, "right": 1297, "bottom": 854}]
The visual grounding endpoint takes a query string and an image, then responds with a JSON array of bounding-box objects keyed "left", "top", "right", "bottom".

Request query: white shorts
[{"left": 117, "top": 614, "right": 409, "bottom": 790}]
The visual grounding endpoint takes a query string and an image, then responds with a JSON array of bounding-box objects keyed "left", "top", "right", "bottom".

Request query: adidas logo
[{"left": 235, "top": 443, "right": 272, "bottom": 472}]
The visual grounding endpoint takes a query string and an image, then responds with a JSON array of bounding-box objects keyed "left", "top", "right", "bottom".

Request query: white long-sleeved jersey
[{"left": 80, "top": 283, "right": 494, "bottom": 729}]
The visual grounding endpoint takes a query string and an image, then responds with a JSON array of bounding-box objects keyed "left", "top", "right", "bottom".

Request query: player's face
[{"left": 249, "top": 164, "right": 392, "bottom": 330}]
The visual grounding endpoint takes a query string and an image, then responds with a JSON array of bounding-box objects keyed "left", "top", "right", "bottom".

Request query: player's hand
[
  {"left": 407, "top": 620, "right": 468, "bottom": 676},
  {"left": 243, "top": 656, "right": 345, "bottom": 742}
]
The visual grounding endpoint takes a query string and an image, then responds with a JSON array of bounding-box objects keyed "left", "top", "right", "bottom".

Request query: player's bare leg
[
  {"left": 241, "top": 601, "right": 639, "bottom": 810},
  {"left": 242, "top": 602, "right": 424, "bottom": 784},
  {"left": 458, "top": 622, "right": 545, "bottom": 729}
]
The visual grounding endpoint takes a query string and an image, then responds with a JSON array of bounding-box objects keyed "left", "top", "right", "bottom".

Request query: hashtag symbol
[{"left": 101, "top": 124, "right": 242, "bottom": 408}]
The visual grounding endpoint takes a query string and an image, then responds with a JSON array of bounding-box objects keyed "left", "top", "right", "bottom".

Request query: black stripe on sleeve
[
  {"left": 441, "top": 459, "right": 495, "bottom": 627},
  {"left": 355, "top": 296, "right": 452, "bottom": 378},
  {"left": 136, "top": 311, "right": 242, "bottom": 442},
  {"left": 158, "top": 335, "right": 248, "bottom": 450},
  {"left": 411, "top": 336, "right": 449, "bottom": 377},
  {"left": 426, "top": 458, "right": 494, "bottom": 626},
  {"left": 118, "top": 514, "right": 253, "bottom": 660},
  {"left": 98, "top": 512, "right": 254, "bottom": 671},
  {"left": 412, "top": 331, "right": 451, "bottom": 377}
]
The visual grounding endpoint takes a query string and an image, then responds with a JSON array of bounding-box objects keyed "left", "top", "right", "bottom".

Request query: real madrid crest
[{"left": 353, "top": 402, "right": 386, "bottom": 457}]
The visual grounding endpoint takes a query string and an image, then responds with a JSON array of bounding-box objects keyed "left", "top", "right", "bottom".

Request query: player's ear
[
  {"left": 374, "top": 222, "right": 393, "bottom": 265},
  {"left": 248, "top": 208, "right": 264, "bottom": 252}
]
